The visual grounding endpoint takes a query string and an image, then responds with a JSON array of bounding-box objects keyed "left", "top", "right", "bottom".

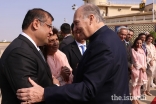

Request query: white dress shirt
[
  {"left": 21, "top": 32, "right": 40, "bottom": 51},
  {"left": 75, "top": 40, "right": 87, "bottom": 55}
]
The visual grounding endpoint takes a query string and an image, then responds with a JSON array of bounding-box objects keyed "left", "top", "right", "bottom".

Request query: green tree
[{"left": 150, "top": 31, "right": 156, "bottom": 40}]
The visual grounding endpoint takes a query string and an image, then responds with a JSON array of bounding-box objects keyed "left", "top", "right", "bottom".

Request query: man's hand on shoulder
[{"left": 16, "top": 77, "right": 44, "bottom": 104}]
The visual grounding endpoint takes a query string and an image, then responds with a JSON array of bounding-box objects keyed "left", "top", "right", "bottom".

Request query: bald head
[
  {"left": 73, "top": 3, "right": 104, "bottom": 40},
  {"left": 76, "top": 4, "right": 104, "bottom": 23}
]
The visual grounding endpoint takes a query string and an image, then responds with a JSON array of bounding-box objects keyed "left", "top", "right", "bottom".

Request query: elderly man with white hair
[{"left": 117, "top": 26, "right": 129, "bottom": 41}]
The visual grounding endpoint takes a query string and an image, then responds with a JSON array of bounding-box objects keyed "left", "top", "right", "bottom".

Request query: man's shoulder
[
  {"left": 61, "top": 41, "right": 75, "bottom": 52},
  {"left": 63, "top": 35, "right": 74, "bottom": 42},
  {"left": 1, "top": 37, "right": 33, "bottom": 61}
]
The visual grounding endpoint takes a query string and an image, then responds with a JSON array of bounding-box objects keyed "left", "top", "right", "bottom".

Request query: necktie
[
  {"left": 142, "top": 44, "right": 147, "bottom": 56},
  {"left": 80, "top": 45, "right": 85, "bottom": 55},
  {"left": 126, "top": 43, "right": 129, "bottom": 47},
  {"left": 39, "top": 50, "right": 46, "bottom": 62}
]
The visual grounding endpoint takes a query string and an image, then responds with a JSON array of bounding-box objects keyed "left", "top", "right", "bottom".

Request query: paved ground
[{"left": 139, "top": 88, "right": 156, "bottom": 104}]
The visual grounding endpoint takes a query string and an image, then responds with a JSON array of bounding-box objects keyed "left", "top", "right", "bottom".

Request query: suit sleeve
[
  {"left": 44, "top": 41, "right": 114, "bottom": 103},
  {"left": 128, "top": 49, "right": 133, "bottom": 68},
  {"left": 4, "top": 48, "right": 38, "bottom": 94}
]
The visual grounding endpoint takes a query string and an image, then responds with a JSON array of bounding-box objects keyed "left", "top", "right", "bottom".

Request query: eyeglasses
[{"left": 38, "top": 19, "right": 53, "bottom": 29}]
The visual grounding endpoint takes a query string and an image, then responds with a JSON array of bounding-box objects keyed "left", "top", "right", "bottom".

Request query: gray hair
[
  {"left": 117, "top": 26, "right": 129, "bottom": 33},
  {"left": 81, "top": 3, "right": 104, "bottom": 23}
]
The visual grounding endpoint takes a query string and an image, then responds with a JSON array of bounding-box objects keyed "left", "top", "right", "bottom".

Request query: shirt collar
[
  {"left": 75, "top": 40, "right": 86, "bottom": 47},
  {"left": 64, "top": 34, "right": 72, "bottom": 38},
  {"left": 21, "top": 32, "right": 40, "bottom": 51},
  {"left": 124, "top": 40, "right": 129, "bottom": 44}
]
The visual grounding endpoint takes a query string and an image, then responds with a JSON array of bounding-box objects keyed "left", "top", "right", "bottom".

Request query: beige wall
[
  {"left": 145, "top": 4, "right": 153, "bottom": 12},
  {"left": 107, "top": 7, "right": 131, "bottom": 16},
  {"left": 0, "top": 42, "right": 10, "bottom": 57},
  {"left": 145, "top": 4, "right": 156, "bottom": 12},
  {"left": 83, "top": 0, "right": 141, "bottom": 17},
  {"left": 98, "top": 6, "right": 107, "bottom": 16},
  {"left": 84, "top": 0, "right": 108, "bottom": 5},
  {"left": 107, "top": 6, "right": 140, "bottom": 16}
]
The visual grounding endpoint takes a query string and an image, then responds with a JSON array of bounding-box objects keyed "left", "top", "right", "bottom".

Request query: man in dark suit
[
  {"left": 17, "top": 4, "right": 131, "bottom": 104},
  {"left": 117, "top": 26, "right": 134, "bottom": 74},
  {"left": 125, "top": 29, "right": 134, "bottom": 72},
  {"left": 0, "top": 8, "right": 56, "bottom": 104},
  {"left": 125, "top": 29, "right": 134, "bottom": 47},
  {"left": 59, "top": 23, "right": 74, "bottom": 50},
  {"left": 61, "top": 23, "right": 87, "bottom": 76},
  {"left": 117, "top": 26, "right": 128, "bottom": 42}
]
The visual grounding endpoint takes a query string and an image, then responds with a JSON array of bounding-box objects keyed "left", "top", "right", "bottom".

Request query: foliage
[{"left": 150, "top": 31, "right": 156, "bottom": 40}]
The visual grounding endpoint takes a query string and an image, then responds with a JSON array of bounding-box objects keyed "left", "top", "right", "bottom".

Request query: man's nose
[{"left": 50, "top": 30, "right": 53, "bottom": 36}]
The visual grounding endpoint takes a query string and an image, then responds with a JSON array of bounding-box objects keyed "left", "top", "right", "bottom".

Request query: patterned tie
[
  {"left": 39, "top": 50, "right": 46, "bottom": 62},
  {"left": 80, "top": 45, "right": 85, "bottom": 55}
]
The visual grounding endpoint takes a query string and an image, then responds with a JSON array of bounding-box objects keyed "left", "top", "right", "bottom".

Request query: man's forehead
[
  {"left": 121, "top": 29, "right": 128, "bottom": 33},
  {"left": 74, "top": 8, "right": 83, "bottom": 17},
  {"left": 73, "top": 15, "right": 82, "bottom": 23},
  {"left": 129, "top": 31, "right": 134, "bottom": 35},
  {"left": 141, "top": 36, "right": 146, "bottom": 38}
]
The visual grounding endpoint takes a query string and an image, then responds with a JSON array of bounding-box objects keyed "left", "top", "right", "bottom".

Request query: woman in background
[
  {"left": 144, "top": 35, "right": 156, "bottom": 94},
  {"left": 40, "top": 28, "right": 73, "bottom": 86},
  {"left": 131, "top": 37, "right": 148, "bottom": 104}
]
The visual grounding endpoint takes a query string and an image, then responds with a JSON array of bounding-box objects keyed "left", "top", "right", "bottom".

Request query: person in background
[
  {"left": 61, "top": 23, "right": 87, "bottom": 76},
  {"left": 145, "top": 31, "right": 150, "bottom": 36},
  {"left": 117, "top": 26, "right": 132, "bottom": 80},
  {"left": 138, "top": 33, "right": 147, "bottom": 55},
  {"left": 124, "top": 29, "right": 134, "bottom": 71},
  {"left": 145, "top": 35, "right": 156, "bottom": 90},
  {"left": 124, "top": 29, "right": 134, "bottom": 96},
  {"left": 125, "top": 29, "right": 134, "bottom": 47},
  {"left": 117, "top": 26, "right": 128, "bottom": 41},
  {"left": 40, "top": 27, "right": 73, "bottom": 86},
  {"left": 59, "top": 23, "right": 74, "bottom": 50},
  {"left": 131, "top": 37, "right": 148, "bottom": 104}
]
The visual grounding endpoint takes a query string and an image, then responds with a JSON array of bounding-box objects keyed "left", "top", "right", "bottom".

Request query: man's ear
[
  {"left": 89, "top": 14, "right": 94, "bottom": 25},
  {"left": 32, "top": 19, "right": 40, "bottom": 30}
]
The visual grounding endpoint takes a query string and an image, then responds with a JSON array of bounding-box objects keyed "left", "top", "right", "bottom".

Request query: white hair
[
  {"left": 81, "top": 3, "right": 104, "bottom": 23},
  {"left": 117, "top": 26, "right": 129, "bottom": 33}
]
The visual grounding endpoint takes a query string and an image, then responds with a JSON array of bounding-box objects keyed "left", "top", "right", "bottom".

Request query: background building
[{"left": 83, "top": 0, "right": 156, "bottom": 40}]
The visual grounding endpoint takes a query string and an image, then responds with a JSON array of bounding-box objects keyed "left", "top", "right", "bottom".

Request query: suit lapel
[
  {"left": 18, "top": 35, "right": 52, "bottom": 79},
  {"left": 71, "top": 41, "right": 82, "bottom": 60}
]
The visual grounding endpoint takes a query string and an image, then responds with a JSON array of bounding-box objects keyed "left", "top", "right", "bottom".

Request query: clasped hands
[
  {"left": 60, "top": 66, "right": 71, "bottom": 82},
  {"left": 140, "top": 67, "right": 146, "bottom": 73},
  {"left": 52, "top": 66, "right": 71, "bottom": 85}
]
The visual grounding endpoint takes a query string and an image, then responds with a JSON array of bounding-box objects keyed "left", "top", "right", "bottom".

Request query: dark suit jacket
[
  {"left": 61, "top": 41, "right": 82, "bottom": 76},
  {"left": 44, "top": 26, "right": 131, "bottom": 104},
  {"left": 0, "top": 35, "right": 55, "bottom": 104},
  {"left": 59, "top": 35, "right": 74, "bottom": 50},
  {"left": 124, "top": 41, "right": 133, "bottom": 69}
]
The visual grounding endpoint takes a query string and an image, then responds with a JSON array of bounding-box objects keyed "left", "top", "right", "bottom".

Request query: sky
[{"left": 0, "top": 0, "right": 154, "bottom": 41}]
